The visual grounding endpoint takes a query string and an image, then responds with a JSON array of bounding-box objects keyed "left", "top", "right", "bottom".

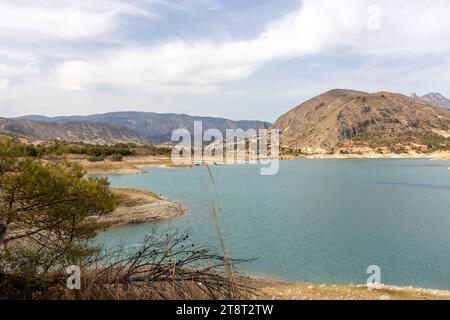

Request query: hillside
[
  {"left": 411, "top": 92, "right": 450, "bottom": 109},
  {"left": 0, "top": 119, "right": 149, "bottom": 145},
  {"left": 14, "top": 112, "right": 271, "bottom": 143},
  {"left": 272, "top": 89, "right": 450, "bottom": 152}
]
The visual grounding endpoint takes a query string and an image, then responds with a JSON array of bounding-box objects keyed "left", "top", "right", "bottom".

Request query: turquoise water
[{"left": 95, "top": 159, "right": 450, "bottom": 289}]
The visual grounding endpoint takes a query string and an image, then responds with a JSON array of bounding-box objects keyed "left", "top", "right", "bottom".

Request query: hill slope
[
  {"left": 0, "top": 119, "right": 149, "bottom": 145},
  {"left": 411, "top": 92, "right": 450, "bottom": 109},
  {"left": 272, "top": 89, "right": 450, "bottom": 151},
  {"left": 14, "top": 112, "right": 271, "bottom": 143}
]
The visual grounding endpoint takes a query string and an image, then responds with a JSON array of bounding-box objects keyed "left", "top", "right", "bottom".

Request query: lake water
[{"left": 95, "top": 159, "right": 450, "bottom": 289}]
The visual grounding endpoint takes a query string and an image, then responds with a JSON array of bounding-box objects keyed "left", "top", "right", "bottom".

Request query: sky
[{"left": 0, "top": 0, "right": 450, "bottom": 122}]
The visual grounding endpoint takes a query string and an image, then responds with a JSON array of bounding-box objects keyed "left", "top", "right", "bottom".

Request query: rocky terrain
[
  {"left": 96, "top": 188, "right": 187, "bottom": 229},
  {"left": 272, "top": 89, "right": 450, "bottom": 152},
  {"left": 14, "top": 112, "right": 271, "bottom": 143},
  {"left": 412, "top": 92, "right": 450, "bottom": 109},
  {"left": 0, "top": 118, "right": 149, "bottom": 145}
]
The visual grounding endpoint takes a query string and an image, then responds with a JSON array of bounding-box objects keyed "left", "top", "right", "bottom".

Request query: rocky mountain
[
  {"left": 14, "top": 112, "right": 271, "bottom": 143},
  {"left": 0, "top": 118, "right": 149, "bottom": 145},
  {"left": 411, "top": 92, "right": 450, "bottom": 109},
  {"left": 272, "top": 89, "right": 450, "bottom": 151}
]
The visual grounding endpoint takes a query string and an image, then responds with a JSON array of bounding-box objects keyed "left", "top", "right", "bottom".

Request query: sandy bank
[
  {"left": 77, "top": 151, "right": 450, "bottom": 175},
  {"left": 281, "top": 150, "right": 450, "bottom": 161},
  {"left": 73, "top": 156, "right": 190, "bottom": 175},
  {"left": 256, "top": 283, "right": 450, "bottom": 300},
  {"left": 96, "top": 188, "right": 187, "bottom": 229}
]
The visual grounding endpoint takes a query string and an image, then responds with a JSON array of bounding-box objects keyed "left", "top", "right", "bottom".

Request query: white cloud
[
  {"left": 2, "top": 0, "right": 450, "bottom": 118},
  {"left": 147, "top": 0, "right": 221, "bottom": 12},
  {"left": 0, "top": 0, "right": 155, "bottom": 40},
  {"left": 49, "top": 0, "right": 450, "bottom": 91},
  {"left": 353, "top": 0, "right": 450, "bottom": 56},
  {"left": 0, "top": 64, "right": 13, "bottom": 77},
  {"left": 0, "top": 78, "right": 9, "bottom": 91}
]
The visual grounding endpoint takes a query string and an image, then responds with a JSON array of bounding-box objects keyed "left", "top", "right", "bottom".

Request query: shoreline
[
  {"left": 282, "top": 150, "right": 450, "bottom": 161},
  {"left": 255, "top": 282, "right": 450, "bottom": 300},
  {"left": 239, "top": 271, "right": 450, "bottom": 300},
  {"left": 74, "top": 155, "right": 191, "bottom": 175},
  {"left": 78, "top": 151, "right": 450, "bottom": 175},
  {"left": 96, "top": 188, "right": 188, "bottom": 229}
]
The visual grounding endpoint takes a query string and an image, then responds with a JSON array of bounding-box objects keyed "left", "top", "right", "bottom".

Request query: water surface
[{"left": 95, "top": 159, "right": 450, "bottom": 289}]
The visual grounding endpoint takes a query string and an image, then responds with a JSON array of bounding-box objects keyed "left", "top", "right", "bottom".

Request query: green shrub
[
  {"left": 110, "top": 153, "right": 123, "bottom": 162},
  {"left": 87, "top": 155, "right": 105, "bottom": 162}
]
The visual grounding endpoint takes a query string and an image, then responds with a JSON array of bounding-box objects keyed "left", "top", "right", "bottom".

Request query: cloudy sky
[{"left": 0, "top": 0, "right": 450, "bottom": 122}]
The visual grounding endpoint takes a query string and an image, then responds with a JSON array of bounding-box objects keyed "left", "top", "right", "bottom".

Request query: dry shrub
[{"left": 2, "top": 228, "right": 255, "bottom": 300}]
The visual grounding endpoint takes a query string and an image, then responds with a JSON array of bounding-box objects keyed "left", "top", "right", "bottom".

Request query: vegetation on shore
[
  {"left": 18, "top": 141, "right": 172, "bottom": 160},
  {"left": 6, "top": 140, "right": 187, "bottom": 174},
  {"left": 0, "top": 138, "right": 250, "bottom": 300}
]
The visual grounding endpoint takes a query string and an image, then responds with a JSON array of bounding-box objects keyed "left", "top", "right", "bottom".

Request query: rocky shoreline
[{"left": 96, "top": 188, "right": 188, "bottom": 229}]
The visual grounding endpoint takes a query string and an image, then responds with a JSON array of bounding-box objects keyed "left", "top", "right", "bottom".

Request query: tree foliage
[
  {"left": 0, "top": 138, "right": 115, "bottom": 297},
  {"left": 20, "top": 141, "right": 173, "bottom": 159}
]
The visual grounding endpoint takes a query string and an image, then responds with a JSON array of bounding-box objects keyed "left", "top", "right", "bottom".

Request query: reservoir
[{"left": 95, "top": 159, "right": 450, "bottom": 289}]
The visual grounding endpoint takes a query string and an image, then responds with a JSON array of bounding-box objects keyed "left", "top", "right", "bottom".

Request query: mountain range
[
  {"left": 2, "top": 112, "right": 271, "bottom": 145},
  {"left": 0, "top": 118, "right": 149, "bottom": 145},
  {"left": 411, "top": 92, "right": 450, "bottom": 109},
  {"left": 273, "top": 89, "right": 450, "bottom": 151},
  {"left": 3, "top": 90, "right": 450, "bottom": 150}
]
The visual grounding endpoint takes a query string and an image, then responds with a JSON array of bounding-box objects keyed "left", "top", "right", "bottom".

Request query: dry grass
[
  {"left": 112, "top": 188, "right": 162, "bottom": 206},
  {"left": 55, "top": 271, "right": 256, "bottom": 300},
  {"left": 1, "top": 229, "right": 255, "bottom": 300},
  {"left": 50, "top": 230, "right": 254, "bottom": 300},
  {"left": 39, "top": 275, "right": 450, "bottom": 300}
]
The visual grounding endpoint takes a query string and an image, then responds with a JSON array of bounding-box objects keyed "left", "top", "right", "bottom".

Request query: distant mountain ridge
[
  {"left": 272, "top": 89, "right": 450, "bottom": 151},
  {"left": 0, "top": 118, "right": 149, "bottom": 145},
  {"left": 8, "top": 112, "right": 271, "bottom": 144},
  {"left": 411, "top": 92, "right": 450, "bottom": 109}
]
